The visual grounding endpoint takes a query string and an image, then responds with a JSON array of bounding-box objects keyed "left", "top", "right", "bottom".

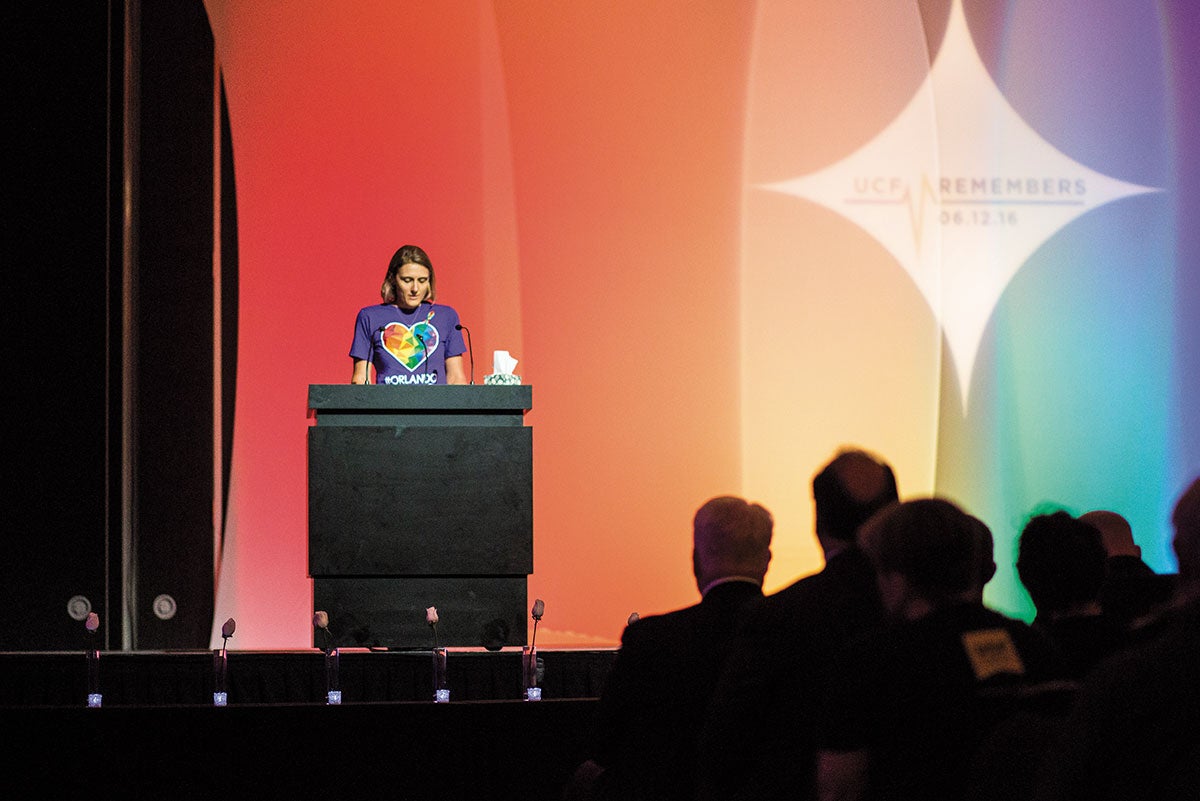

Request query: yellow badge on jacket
[{"left": 961, "top": 628, "right": 1026, "bottom": 681}]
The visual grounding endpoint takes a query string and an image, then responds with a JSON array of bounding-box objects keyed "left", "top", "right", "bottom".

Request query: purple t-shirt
[{"left": 349, "top": 302, "right": 466, "bottom": 385}]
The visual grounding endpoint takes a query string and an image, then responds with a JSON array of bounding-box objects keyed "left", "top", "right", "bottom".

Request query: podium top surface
[{"left": 308, "top": 384, "right": 532, "bottom": 413}]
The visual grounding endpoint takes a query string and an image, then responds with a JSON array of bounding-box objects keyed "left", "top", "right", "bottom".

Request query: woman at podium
[{"left": 349, "top": 244, "right": 468, "bottom": 385}]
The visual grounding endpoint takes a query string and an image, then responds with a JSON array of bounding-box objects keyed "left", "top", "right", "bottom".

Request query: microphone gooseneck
[
  {"left": 415, "top": 331, "right": 431, "bottom": 381},
  {"left": 455, "top": 323, "right": 475, "bottom": 384}
]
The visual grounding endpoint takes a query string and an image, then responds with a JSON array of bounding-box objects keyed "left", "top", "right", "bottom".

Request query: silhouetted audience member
[
  {"left": 696, "top": 448, "right": 898, "bottom": 801},
  {"left": 1079, "top": 509, "right": 1174, "bottom": 630},
  {"left": 1033, "top": 476, "right": 1200, "bottom": 801},
  {"left": 817, "top": 498, "right": 1058, "bottom": 801},
  {"left": 1016, "top": 511, "right": 1127, "bottom": 677},
  {"left": 573, "top": 496, "right": 774, "bottom": 801}
]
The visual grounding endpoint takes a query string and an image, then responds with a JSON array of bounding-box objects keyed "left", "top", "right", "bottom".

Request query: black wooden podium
[{"left": 307, "top": 384, "right": 533, "bottom": 648}]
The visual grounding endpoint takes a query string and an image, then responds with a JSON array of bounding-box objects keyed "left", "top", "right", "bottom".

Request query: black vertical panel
[
  {"left": 105, "top": 7, "right": 129, "bottom": 653},
  {"left": 1, "top": 6, "right": 118, "bottom": 649},
  {"left": 1, "top": 1, "right": 226, "bottom": 652},
  {"left": 133, "top": 0, "right": 215, "bottom": 648},
  {"left": 218, "top": 79, "right": 238, "bottom": 538}
]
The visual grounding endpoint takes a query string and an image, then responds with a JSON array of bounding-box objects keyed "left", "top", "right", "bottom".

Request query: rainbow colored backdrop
[{"left": 203, "top": 1, "right": 1200, "bottom": 647}]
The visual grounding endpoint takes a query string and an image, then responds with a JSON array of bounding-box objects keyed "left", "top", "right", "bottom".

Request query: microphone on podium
[
  {"left": 415, "top": 331, "right": 430, "bottom": 381},
  {"left": 455, "top": 323, "right": 475, "bottom": 384}
]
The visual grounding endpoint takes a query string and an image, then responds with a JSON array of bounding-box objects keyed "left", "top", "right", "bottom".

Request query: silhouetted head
[
  {"left": 1016, "top": 511, "right": 1107, "bottom": 619},
  {"left": 1080, "top": 509, "right": 1140, "bottom": 559},
  {"left": 857, "top": 498, "right": 986, "bottom": 616},
  {"left": 812, "top": 448, "right": 899, "bottom": 543},
  {"left": 1173, "top": 477, "right": 1200, "bottom": 598},
  {"left": 692, "top": 496, "right": 774, "bottom": 594}
]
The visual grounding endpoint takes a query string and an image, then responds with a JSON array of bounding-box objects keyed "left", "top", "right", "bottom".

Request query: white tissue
[
  {"left": 485, "top": 350, "right": 522, "bottom": 384},
  {"left": 493, "top": 350, "right": 518, "bottom": 375}
]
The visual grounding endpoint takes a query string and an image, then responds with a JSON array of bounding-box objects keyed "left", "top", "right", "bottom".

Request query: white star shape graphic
[{"left": 763, "top": 0, "right": 1158, "bottom": 407}]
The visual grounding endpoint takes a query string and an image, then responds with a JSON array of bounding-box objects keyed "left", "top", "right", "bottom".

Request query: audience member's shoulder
[
  {"left": 621, "top": 590, "right": 748, "bottom": 645},
  {"left": 1105, "top": 554, "right": 1156, "bottom": 579},
  {"left": 1127, "top": 598, "right": 1200, "bottom": 650},
  {"left": 1069, "top": 602, "right": 1200, "bottom": 709},
  {"left": 767, "top": 547, "right": 873, "bottom": 603},
  {"left": 619, "top": 605, "right": 687, "bottom": 642},
  {"left": 754, "top": 572, "right": 826, "bottom": 626}
]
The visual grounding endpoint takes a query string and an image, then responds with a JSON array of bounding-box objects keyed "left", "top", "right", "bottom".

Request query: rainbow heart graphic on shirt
[{"left": 381, "top": 320, "right": 439, "bottom": 371}]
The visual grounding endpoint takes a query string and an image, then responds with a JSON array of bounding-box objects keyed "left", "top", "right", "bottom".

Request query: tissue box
[{"left": 484, "top": 374, "right": 522, "bottom": 385}]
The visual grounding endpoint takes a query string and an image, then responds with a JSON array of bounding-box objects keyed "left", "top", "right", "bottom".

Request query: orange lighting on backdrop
[
  {"left": 205, "top": 1, "right": 1194, "bottom": 648},
  {"left": 205, "top": 2, "right": 756, "bottom": 647}
]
